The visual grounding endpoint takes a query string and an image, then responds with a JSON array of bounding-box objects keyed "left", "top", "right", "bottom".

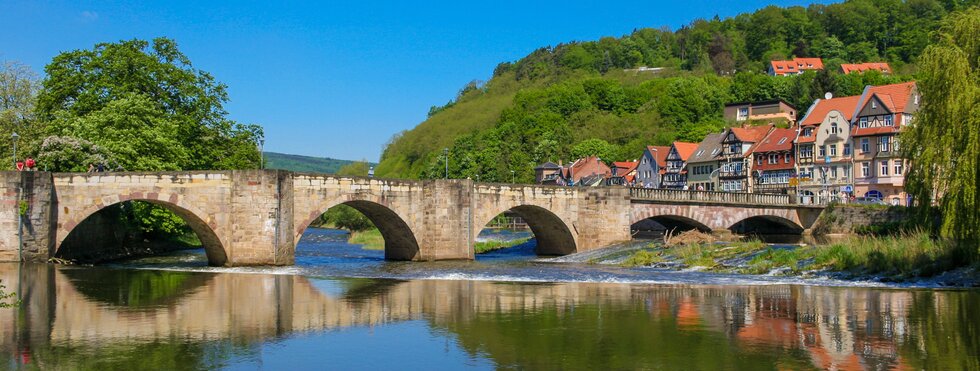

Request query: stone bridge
[{"left": 0, "top": 170, "right": 822, "bottom": 266}]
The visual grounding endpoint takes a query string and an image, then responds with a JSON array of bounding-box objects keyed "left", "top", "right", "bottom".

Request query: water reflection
[{"left": 1, "top": 263, "right": 978, "bottom": 370}]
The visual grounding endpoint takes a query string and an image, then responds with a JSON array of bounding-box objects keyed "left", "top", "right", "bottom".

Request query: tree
[
  {"left": 0, "top": 61, "right": 42, "bottom": 168},
  {"left": 571, "top": 138, "right": 617, "bottom": 162},
  {"left": 35, "top": 38, "right": 261, "bottom": 170},
  {"left": 335, "top": 160, "right": 371, "bottom": 176},
  {"left": 903, "top": 8, "right": 980, "bottom": 248}
]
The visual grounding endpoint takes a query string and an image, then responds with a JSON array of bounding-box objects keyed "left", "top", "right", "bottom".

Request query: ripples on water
[{"left": 0, "top": 227, "right": 977, "bottom": 370}]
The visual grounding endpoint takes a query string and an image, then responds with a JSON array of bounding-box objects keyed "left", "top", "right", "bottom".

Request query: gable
[{"left": 858, "top": 94, "right": 893, "bottom": 117}]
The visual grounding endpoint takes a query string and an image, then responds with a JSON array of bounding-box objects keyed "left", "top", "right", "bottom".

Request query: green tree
[
  {"left": 35, "top": 136, "right": 113, "bottom": 172},
  {"left": 35, "top": 37, "right": 261, "bottom": 171},
  {"left": 0, "top": 61, "right": 42, "bottom": 168},
  {"left": 903, "top": 8, "right": 980, "bottom": 248},
  {"left": 0, "top": 280, "right": 16, "bottom": 308},
  {"left": 571, "top": 138, "right": 618, "bottom": 162},
  {"left": 335, "top": 160, "right": 371, "bottom": 176}
]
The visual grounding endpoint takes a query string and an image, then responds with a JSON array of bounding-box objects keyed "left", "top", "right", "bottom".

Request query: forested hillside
[
  {"left": 264, "top": 152, "right": 372, "bottom": 174},
  {"left": 376, "top": 0, "right": 977, "bottom": 182}
]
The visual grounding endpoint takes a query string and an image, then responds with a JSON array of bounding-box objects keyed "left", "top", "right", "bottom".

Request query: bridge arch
[
  {"left": 729, "top": 215, "right": 804, "bottom": 238},
  {"left": 58, "top": 198, "right": 228, "bottom": 266},
  {"left": 632, "top": 215, "right": 711, "bottom": 234},
  {"left": 475, "top": 204, "right": 577, "bottom": 256},
  {"left": 296, "top": 198, "right": 420, "bottom": 261}
]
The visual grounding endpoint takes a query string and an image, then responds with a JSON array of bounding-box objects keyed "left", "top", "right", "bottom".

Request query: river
[{"left": 1, "top": 228, "right": 978, "bottom": 370}]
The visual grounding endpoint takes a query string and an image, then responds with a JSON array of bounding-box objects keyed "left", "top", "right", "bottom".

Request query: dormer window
[
  {"left": 860, "top": 117, "right": 869, "bottom": 128},
  {"left": 871, "top": 101, "right": 877, "bottom": 109},
  {"left": 803, "top": 127, "right": 813, "bottom": 136},
  {"left": 777, "top": 137, "right": 787, "bottom": 145}
]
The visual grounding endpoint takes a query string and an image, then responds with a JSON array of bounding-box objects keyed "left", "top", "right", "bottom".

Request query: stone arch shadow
[
  {"left": 475, "top": 204, "right": 577, "bottom": 256},
  {"left": 729, "top": 215, "right": 804, "bottom": 242},
  {"left": 297, "top": 199, "right": 421, "bottom": 261},
  {"left": 58, "top": 199, "right": 228, "bottom": 266},
  {"left": 631, "top": 215, "right": 711, "bottom": 237}
]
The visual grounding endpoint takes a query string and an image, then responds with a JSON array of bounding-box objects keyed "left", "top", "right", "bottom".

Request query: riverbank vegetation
[
  {"left": 622, "top": 230, "right": 977, "bottom": 283},
  {"left": 0, "top": 280, "right": 16, "bottom": 308},
  {"left": 474, "top": 237, "right": 531, "bottom": 254}
]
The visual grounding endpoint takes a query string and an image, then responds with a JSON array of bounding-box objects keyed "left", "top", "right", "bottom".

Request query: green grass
[
  {"left": 349, "top": 228, "right": 385, "bottom": 250},
  {"left": 474, "top": 238, "right": 531, "bottom": 254},
  {"left": 806, "top": 231, "right": 976, "bottom": 279},
  {"left": 621, "top": 249, "right": 665, "bottom": 267}
]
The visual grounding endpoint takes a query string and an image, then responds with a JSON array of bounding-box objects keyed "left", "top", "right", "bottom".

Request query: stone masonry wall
[{"left": 811, "top": 204, "right": 910, "bottom": 234}]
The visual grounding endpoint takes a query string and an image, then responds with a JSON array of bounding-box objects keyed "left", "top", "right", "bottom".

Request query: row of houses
[
  {"left": 533, "top": 81, "right": 918, "bottom": 206},
  {"left": 767, "top": 57, "right": 892, "bottom": 76}
]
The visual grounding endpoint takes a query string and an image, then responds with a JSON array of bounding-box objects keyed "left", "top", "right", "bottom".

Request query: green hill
[
  {"left": 376, "top": 0, "right": 975, "bottom": 182},
  {"left": 264, "top": 152, "right": 374, "bottom": 174}
]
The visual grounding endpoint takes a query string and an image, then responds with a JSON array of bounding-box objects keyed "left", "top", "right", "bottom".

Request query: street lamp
[
  {"left": 11, "top": 132, "right": 19, "bottom": 170},
  {"left": 511, "top": 170, "right": 515, "bottom": 184},
  {"left": 259, "top": 138, "right": 265, "bottom": 170},
  {"left": 368, "top": 166, "right": 375, "bottom": 178},
  {"left": 475, "top": 174, "right": 480, "bottom": 183},
  {"left": 443, "top": 148, "right": 449, "bottom": 179}
]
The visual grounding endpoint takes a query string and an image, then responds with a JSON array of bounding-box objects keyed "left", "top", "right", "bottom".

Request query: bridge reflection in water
[{"left": 1, "top": 264, "right": 977, "bottom": 370}]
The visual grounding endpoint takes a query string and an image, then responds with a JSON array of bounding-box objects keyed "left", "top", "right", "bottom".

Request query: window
[
  {"left": 784, "top": 153, "right": 791, "bottom": 163},
  {"left": 884, "top": 115, "right": 893, "bottom": 126},
  {"left": 799, "top": 145, "right": 813, "bottom": 159},
  {"left": 803, "top": 127, "right": 813, "bottom": 136},
  {"left": 880, "top": 160, "right": 889, "bottom": 176},
  {"left": 879, "top": 136, "right": 891, "bottom": 152},
  {"left": 829, "top": 144, "right": 837, "bottom": 157},
  {"left": 861, "top": 162, "right": 870, "bottom": 177},
  {"left": 860, "top": 117, "right": 869, "bottom": 128},
  {"left": 844, "top": 143, "right": 851, "bottom": 156},
  {"left": 711, "top": 149, "right": 720, "bottom": 156},
  {"left": 758, "top": 155, "right": 764, "bottom": 165},
  {"left": 893, "top": 138, "right": 900, "bottom": 152},
  {"left": 871, "top": 101, "right": 877, "bottom": 109},
  {"left": 737, "top": 107, "right": 749, "bottom": 121},
  {"left": 831, "top": 123, "right": 839, "bottom": 134},
  {"left": 861, "top": 138, "right": 870, "bottom": 153},
  {"left": 831, "top": 166, "right": 838, "bottom": 178},
  {"left": 894, "top": 160, "right": 903, "bottom": 175},
  {"left": 778, "top": 137, "right": 787, "bottom": 145},
  {"left": 768, "top": 153, "right": 778, "bottom": 164},
  {"left": 819, "top": 145, "right": 826, "bottom": 157}
]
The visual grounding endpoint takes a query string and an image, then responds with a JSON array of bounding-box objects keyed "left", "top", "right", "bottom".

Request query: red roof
[
  {"left": 770, "top": 58, "right": 824, "bottom": 75},
  {"left": 729, "top": 125, "right": 772, "bottom": 143},
  {"left": 647, "top": 146, "right": 671, "bottom": 169},
  {"left": 611, "top": 161, "right": 638, "bottom": 175},
  {"left": 752, "top": 128, "right": 796, "bottom": 153},
  {"left": 865, "top": 82, "right": 916, "bottom": 113},
  {"left": 840, "top": 62, "right": 891, "bottom": 74},
  {"left": 567, "top": 156, "right": 611, "bottom": 182},
  {"left": 672, "top": 141, "right": 699, "bottom": 161},
  {"left": 800, "top": 95, "right": 862, "bottom": 127}
]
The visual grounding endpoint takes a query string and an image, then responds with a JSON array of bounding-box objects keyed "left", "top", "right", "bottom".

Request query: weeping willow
[{"left": 903, "top": 8, "right": 980, "bottom": 248}]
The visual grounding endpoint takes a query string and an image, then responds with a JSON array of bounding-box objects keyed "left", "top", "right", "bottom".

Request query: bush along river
[{"left": 1, "top": 227, "right": 979, "bottom": 370}]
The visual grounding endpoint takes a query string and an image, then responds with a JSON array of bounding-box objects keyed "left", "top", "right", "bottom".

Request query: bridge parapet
[{"left": 629, "top": 187, "right": 792, "bottom": 206}]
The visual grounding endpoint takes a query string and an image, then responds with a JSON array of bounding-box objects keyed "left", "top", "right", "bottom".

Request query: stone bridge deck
[{"left": 0, "top": 171, "right": 823, "bottom": 266}]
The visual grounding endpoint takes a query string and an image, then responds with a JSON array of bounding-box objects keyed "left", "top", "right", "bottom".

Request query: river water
[{"left": 1, "top": 228, "right": 978, "bottom": 370}]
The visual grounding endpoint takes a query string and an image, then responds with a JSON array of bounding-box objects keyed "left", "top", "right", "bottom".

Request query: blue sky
[{"left": 1, "top": 1, "right": 830, "bottom": 162}]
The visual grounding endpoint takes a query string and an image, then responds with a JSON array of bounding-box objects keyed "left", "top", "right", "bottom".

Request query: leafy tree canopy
[{"left": 34, "top": 37, "right": 262, "bottom": 171}]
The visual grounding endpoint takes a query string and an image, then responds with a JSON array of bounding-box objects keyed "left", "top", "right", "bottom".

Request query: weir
[{"left": 0, "top": 170, "right": 823, "bottom": 267}]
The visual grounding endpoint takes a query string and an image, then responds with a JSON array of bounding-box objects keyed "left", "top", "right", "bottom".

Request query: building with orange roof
[
  {"left": 840, "top": 62, "right": 892, "bottom": 75},
  {"left": 768, "top": 57, "right": 824, "bottom": 76},
  {"left": 636, "top": 145, "right": 671, "bottom": 188},
  {"left": 608, "top": 161, "right": 638, "bottom": 186},
  {"left": 751, "top": 128, "right": 798, "bottom": 194},
  {"left": 720, "top": 124, "right": 774, "bottom": 192},
  {"left": 662, "top": 141, "right": 698, "bottom": 189},
  {"left": 795, "top": 94, "right": 863, "bottom": 203},
  {"left": 851, "top": 81, "right": 919, "bottom": 205},
  {"left": 565, "top": 156, "right": 612, "bottom": 186}
]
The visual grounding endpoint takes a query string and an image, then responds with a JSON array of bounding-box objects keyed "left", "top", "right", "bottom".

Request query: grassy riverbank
[
  {"left": 622, "top": 231, "right": 979, "bottom": 283},
  {"left": 475, "top": 238, "right": 531, "bottom": 254},
  {"left": 349, "top": 229, "right": 385, "bottom": 250}
]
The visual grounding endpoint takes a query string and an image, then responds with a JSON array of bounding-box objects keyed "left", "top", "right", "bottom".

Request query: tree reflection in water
[{"left": 0, "top": 263, "right": 977, "bottom": 370}]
